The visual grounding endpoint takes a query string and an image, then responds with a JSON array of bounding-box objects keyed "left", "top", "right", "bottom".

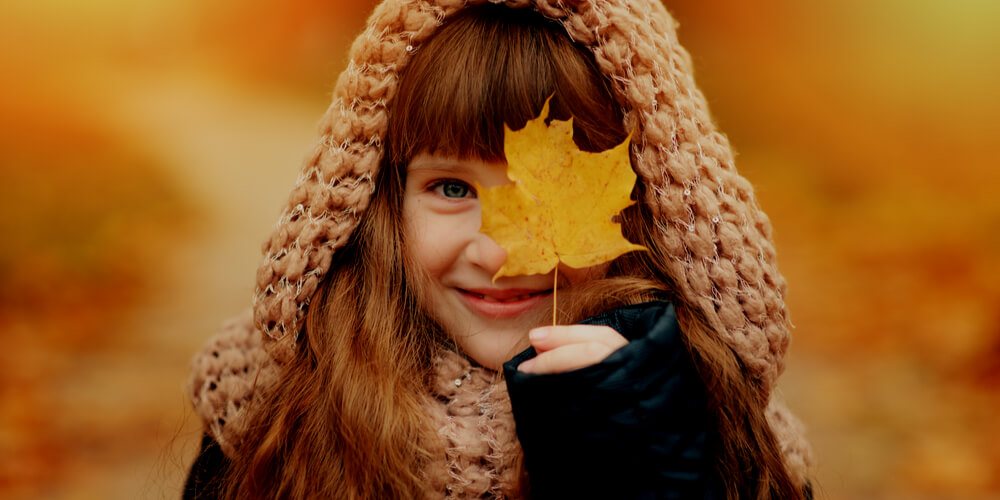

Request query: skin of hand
[{"left": 517, "top": 325, "right": 629, "bottom": 374}]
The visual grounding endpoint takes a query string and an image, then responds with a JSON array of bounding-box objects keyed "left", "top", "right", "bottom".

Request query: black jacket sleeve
[
  {"left": 183, "top": 433, "right": 230, "bottom": 499},
  {"left": 502, "top": 301, "right": 723, "bottom": 500}
]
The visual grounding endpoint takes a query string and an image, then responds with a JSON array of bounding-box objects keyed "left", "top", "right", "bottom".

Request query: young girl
[{"left": 185, "top": 1, "right": 813, "bottom": 498}]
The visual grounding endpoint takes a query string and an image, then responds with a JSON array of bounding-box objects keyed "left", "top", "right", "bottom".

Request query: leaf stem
[{"left": 552, "top": 266, "right": 558, "bottom": 326}]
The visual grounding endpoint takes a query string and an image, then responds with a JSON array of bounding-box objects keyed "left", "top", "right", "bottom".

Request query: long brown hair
[{"left": 221, "top": 5, "right": 803, "bottom": 498}]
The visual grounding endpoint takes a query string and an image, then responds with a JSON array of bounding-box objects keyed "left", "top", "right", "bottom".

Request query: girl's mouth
[
  {"left": 456, "top": 288, "right": 552, "bottom": 318},
  {"left": 462, "top": 289, "right": 549, "bottom": 302}
]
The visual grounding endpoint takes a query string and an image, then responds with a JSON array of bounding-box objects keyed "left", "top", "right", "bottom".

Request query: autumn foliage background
[{"left": 2, "top": 0, "right": 998, "bottom": 498}]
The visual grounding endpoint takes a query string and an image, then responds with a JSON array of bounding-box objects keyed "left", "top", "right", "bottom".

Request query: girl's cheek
[
  {"left": 404, "top": 192, "right": 482, "bottom": 277},
  {"left": 407, "top": 211, "right": 460, "bottom": 275},
  {"left": 403, "top": 200, "right": 437, "bottom": 264}
]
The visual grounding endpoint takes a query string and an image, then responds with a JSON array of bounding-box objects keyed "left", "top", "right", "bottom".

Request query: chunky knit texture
[
  {"left": 190, "top": 0, "right": 814, "bottom": 492},
  {"left": 424, "top": 350, "right": 523, "bottom": 497}
]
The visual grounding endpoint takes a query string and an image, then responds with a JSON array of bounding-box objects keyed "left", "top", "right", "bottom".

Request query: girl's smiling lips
[{"left": 456, "top": 288, "right": 552, "bottom": 318}]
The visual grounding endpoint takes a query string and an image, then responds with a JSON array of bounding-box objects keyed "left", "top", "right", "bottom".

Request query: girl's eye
[{"left": 432, "top": 180, "right": 475, "bottom": 199}]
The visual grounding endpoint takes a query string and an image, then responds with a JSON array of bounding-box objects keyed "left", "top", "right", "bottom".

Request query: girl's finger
[
  {"left": 518, "top": 341, "right": 618, "bottom": 375},
  {"left": 528, "top": 324, "right": 627, "bottom": 354}
]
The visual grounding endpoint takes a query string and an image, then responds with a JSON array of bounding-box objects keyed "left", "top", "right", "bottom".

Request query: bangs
[{"left": 386, "top": 4, "right": 625, "bottom": 166}]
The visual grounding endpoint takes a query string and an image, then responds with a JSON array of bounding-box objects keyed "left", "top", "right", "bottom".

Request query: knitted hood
[
  {"left": 256, "top": 0, "right": 792, "bottom": 384},
  {"left": 190, "top": 0, "right": 812, "bottom": 484}
]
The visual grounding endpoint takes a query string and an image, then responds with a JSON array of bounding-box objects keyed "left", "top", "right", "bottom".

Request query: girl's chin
[{"left": 455, "top": 335, "right": 533, "bottom": 370}]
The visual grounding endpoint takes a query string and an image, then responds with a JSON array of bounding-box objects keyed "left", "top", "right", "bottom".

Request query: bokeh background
[{"left": 2, "top": 0, "right": 998, "bottom": 498}]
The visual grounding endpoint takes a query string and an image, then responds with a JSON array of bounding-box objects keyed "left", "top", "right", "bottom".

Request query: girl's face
[{"left": 403, "top": 153, "right": 606, "bottom": 370}]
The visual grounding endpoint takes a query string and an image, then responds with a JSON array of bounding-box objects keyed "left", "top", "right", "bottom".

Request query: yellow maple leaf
[{"left": 479, "top": 98, "right": 646, "bottom": 281}]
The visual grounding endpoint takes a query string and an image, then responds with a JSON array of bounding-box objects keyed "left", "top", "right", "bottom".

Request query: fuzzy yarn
[{"left": 191, "top": 0, "right": 815, "bottom": 491}]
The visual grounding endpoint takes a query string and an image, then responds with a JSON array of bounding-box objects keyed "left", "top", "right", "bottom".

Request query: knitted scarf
[{"left": 424, "top": 349, "right": 523, "bottom": 497}]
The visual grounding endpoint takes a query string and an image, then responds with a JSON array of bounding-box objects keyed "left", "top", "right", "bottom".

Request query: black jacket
[
  {"left": 503, "top": 301, "right": 721, "bottom": 499},
  {"left": 185, "top": 301, "right": 723, "bottom": 499}
]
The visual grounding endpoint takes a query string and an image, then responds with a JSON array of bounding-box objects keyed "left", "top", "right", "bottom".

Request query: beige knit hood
[{"left": 190, "top": 0, "right": 813, "bottom": 488}]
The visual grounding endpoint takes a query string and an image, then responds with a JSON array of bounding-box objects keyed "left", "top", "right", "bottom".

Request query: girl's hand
[{"left": 518, "top": 325, "right": 628, "bottom": 375}]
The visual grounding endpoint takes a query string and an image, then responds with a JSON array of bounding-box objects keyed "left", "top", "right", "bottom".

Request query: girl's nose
[{"left": 465, "top": 232, "right": 508, "bottom": 277}]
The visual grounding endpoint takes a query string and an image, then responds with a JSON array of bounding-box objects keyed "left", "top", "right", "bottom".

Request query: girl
[{"left": 185, "top": 1, "right": 813, "bottom": 498}]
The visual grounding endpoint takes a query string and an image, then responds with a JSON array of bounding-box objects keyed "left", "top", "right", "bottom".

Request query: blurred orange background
[{"left": 1, "top": 0, "right": 998, "bottom": 498}]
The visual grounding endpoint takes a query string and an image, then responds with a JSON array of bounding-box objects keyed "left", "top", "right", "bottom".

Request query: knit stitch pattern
[
  {"left": 188, "top": 309, "right": 278, "bottom": 456},
  {"left": 194, "top": 0, "right": 814, "bottom": 489},
  {"left": 424, "top": 350, "right": 523, "bottom": 498}
]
